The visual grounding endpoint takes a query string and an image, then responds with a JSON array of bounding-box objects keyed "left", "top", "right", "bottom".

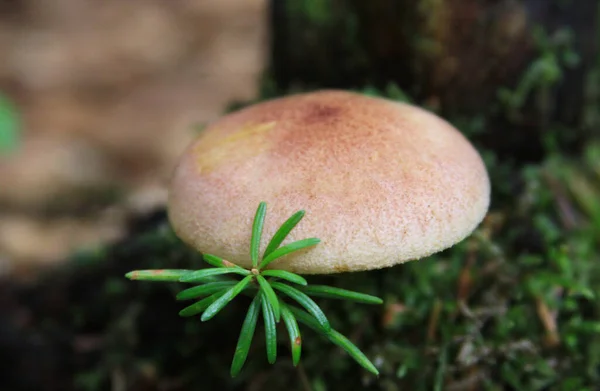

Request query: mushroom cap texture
[{"left": 168, "top": 90, "right": 490, "bottom": 274}]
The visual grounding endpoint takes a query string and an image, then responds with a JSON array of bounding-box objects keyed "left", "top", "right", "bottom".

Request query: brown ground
[{"left": 0, "top": 0, "right": 268, "bottom": 277}]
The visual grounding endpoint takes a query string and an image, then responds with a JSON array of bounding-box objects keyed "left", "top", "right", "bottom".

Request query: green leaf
[
  {"left": 179, "top": 291, "right": 227, "bottom": 317},
  {"left": 261, "top": 270, "right": 308, "bottom": 286},
  {"left": 203, "top": 254, "right": 248, "bottom": 272},
  {"left": 263, "top": 210, "right": 306, "bottom": 258},
  {"left": 288, "top": 306, "right": 379, "bottom": 376},
  {"left": 251, "top": 201, "right": 267, "bottom": 268},
  {"left": 201, "top": 275, "right": 254, "bottom": 321},
  {"left": 179, "top": 267, "right": 249, "bottom": 283},
  {"left": 230, "top": 294, "right": 262, "bottom": 377},
  {"left": 259, "top": 238, "right": 321, "bottom": 270},
  {"left": 260, "top": 291, "right": 277, "bottom": 364},
  {"left": 280, "top": 303, "right": 302, "bottom": 366},
  {"left": 176, "top": 281, "right": 237, "bottom": 301},
  {"left": 256, "top": 275, "right": 281, "bottom": 322},
  {"left": 272, "top": 282, "right": 330, "bottom": 331},
  {"left": 125, "top": 269, "right": 194, "bottom": 282},
  {"left": 299, "top": 285, "right": 383, "bottom": 305},
  {"left": 0, "top": 93, "right": 19, "bottom": 154}
]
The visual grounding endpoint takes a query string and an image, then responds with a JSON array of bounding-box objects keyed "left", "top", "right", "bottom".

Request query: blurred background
[
  {"left": 0, "top": 0, "right": 267, "bottom": 278},
  {"left": 1, "top": 1, "right": 599, "bottom": 390}
]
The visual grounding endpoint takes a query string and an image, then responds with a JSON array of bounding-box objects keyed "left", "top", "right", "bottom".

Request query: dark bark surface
[{"left": 269, "top": 0, "right": 598, "bottom": 160}]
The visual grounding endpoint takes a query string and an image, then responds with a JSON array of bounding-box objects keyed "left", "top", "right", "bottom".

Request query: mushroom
[{"left": 168, "top": 90, "right": 490, "bottom": 274}]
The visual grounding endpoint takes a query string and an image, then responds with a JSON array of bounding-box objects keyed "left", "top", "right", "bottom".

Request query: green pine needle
[
  {"left": 179, "top": 267, "right": 250, "bottom": 283},
  {"left": 259, "top": 238, "right": 321, "bottom": 270},
  {"left": 203, "top": 254, "right": 248, "bottom": 273},
  {"left": 298, "top": 285, "right": 384, "bottom": 305},
  {"left": 251, "top": 201, "right": 267, "bottom": 268},
  {"left": 256, "top": 275, "right": 281, "bottom": 321},
  {"left": 201, "top": 275, "right": 254, "bottom": 321},
  {"left": 272, "top": 281, "right": 331, "bottom": 332},
  {"left": 280, "top": 302, "right": 302, "bottom": 366},
  {"left": 263, "top": 209, "right": 306, "bottom": 258},
  {"left": 125, "top": 202, "right": 383, "bottom": 377},
  {"left": 328, "top": 330, "right": 380, "bottom": 376},
  {"left": 261, "top": 269, "right": 308, "bottom": 285},
  {"left": 125, "top": 269, "right": 194, "bottom": 282},
  {"left": 179, "top": 291, "right": 227, "bottom": 317},
  {"left": 288, "top": 305, "right": 379, "bottom": 376},
  {"left": 260, "top": 291, "right": 278, "bottom": 364},
  {"left": 230, "top": 294, "right": 262, "bottom": 377},
  {"left": 176, "top": 281, "right": 237, "bottom": 301}
]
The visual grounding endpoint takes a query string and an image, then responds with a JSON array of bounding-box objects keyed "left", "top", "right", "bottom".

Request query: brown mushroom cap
[{"left": 168, "top": 90, "right": 490, "bottom": 274}]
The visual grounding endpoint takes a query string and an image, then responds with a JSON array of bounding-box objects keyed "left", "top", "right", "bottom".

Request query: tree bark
[{"left": 269, "top": 0, "right": 598, "bottom": 158}]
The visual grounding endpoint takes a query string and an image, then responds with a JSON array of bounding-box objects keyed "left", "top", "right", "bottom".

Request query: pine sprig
[{"left": 125, "top": 202, "right": 383, "bottom": 376}]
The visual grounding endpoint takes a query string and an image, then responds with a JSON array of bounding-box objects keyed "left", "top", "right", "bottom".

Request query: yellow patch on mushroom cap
[{"left": 193, "top": 121, "right": 276, "bottom": 174}]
